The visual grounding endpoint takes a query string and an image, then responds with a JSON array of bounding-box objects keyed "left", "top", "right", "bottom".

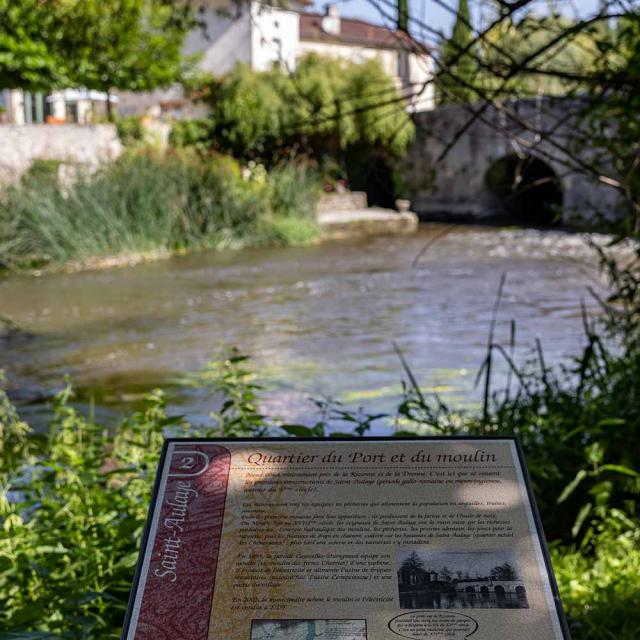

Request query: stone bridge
[{"left": 404, "top": 98, "right": 622, "bottom": 226}]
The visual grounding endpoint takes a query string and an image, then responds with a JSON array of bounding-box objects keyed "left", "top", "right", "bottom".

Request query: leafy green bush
[
  {"left": 552, "top": 524, "right": 640, "bottom": 639},
  {"left": 115, "top": 115, "right": 145, "bottom": 146},
  {"left": 182, "top": 53, "right": 414, "bottom": 164},
  {"left": 0, "top": 150, "right": 320, "bottom": 271},
  {"left": 169, "top": 118, "right": 211, "bottom": 151},
  {"left": 0, "top": 353, "right": 266, "bottom": 637}
]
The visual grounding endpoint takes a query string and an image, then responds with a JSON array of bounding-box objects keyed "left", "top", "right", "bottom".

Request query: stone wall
[
  {"left": 317, "top": 191, "right": 368, "bottom": 213},
  {"left": 0, "top": 124, "right": 122, "bottom": 184},
  {"left": 405, "top": 99, "right": 623, "bottom": 225}
]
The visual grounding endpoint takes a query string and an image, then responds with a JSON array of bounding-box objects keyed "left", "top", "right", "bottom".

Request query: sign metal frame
[{"left": 121, "top": 436, "right": 572, "bottom": 640}]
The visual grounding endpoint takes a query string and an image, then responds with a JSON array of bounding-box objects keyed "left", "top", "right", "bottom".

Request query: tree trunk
[{"left": 397, "top": 0, "right": 409, "bottom": 32}]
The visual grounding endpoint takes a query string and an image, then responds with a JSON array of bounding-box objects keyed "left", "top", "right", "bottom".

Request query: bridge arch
[
  {"left": 406, "top": 100, "right": 622, "bottom": 226},
  {"left": 484, "top": 154, "right": 563, "bottom": 226}
]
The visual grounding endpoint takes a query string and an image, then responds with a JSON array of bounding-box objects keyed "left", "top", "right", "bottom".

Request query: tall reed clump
[{"left": 0, "top": 150, "right": 320, "bottom": 271}]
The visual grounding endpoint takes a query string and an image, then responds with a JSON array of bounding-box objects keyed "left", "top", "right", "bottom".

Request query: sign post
[{"left": 123, "top": 437, "right": 570, "bottom": 640}]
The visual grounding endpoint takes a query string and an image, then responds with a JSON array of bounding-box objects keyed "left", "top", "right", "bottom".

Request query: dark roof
[{"left": 300, "top": 12, "right": 424, "bottom": 51}]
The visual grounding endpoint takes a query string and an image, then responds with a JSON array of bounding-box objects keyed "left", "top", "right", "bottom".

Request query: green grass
[
  {"left": 552, "top": 527, "right": 640, "bottom": 640},
  {"left": 0, "top": 150, "right": 320, "bottom": 272}
]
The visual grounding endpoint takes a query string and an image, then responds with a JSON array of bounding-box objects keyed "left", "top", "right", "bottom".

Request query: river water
[{"left": 0, "top": 224, "right": 608, "bottom": 430}]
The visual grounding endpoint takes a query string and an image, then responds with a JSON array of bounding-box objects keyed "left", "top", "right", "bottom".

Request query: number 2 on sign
[{"left": 178, "top": 456, "right": 196, "bottom": 470}]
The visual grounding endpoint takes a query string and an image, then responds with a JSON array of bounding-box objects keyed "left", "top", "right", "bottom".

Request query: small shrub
[
  {"left": 169, "top": 118, "right": 211, "bottom": 150},
  {"left": 115, "top": 116, "right": 145, "bottom": 146}
]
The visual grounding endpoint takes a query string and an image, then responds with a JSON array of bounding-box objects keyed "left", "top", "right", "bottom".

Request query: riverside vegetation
[
  {"left": 0, "top": 55, "right": 416, "bottom": 275},
  {"left": 1, "top": 246, "right": 639, "bottom": 639},
  {"left": 0, "top": 149, "right": 320, "bottom": 273}
]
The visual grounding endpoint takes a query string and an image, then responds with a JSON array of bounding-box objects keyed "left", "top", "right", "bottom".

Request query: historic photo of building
[
  {"left": 397, "top": 550, "right": 529, "bottom": 609},
  {"left": 250, "top": 619, "right": 366, "bottom": 640}
]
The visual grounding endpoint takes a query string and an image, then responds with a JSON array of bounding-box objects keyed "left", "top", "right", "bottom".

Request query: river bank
[
  {"left": 0, "top": 150, "right": 321, "bottom": 274},
  {"left": 0, "top": 149, "right": 424, "bottom": 276},
  {"left": 10, "top": 212, "right": 419, "bottom": 277}
]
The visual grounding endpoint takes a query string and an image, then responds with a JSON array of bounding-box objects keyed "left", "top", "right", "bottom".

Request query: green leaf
[
  {"left": 595, "top": 418, "right": 627, "bottom": 428},
  {"left": 281, "top": 424, "right": 315, "bottom": 437},
  {"left": 558, "top": 469, "right": 588, "bottom": 503},
  {"left": 600, "top": 464, "right": 640, "bottom": 477},
  {"left": 572, "top": 502, "right": 592, "bottom": 538}
]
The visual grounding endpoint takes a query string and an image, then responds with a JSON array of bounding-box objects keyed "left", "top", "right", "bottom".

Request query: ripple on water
[{"left": 0, "top": 224, "right": 617, "bottom": 429}]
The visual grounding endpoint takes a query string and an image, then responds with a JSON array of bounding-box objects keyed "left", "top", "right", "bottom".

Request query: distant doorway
[{"left": 485, "top": 155, "right": 563, "bottom": 226}]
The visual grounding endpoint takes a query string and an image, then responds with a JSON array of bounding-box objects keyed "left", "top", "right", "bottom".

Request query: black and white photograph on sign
[
  {"left": 250, "top": 619, "right": 367, "bottom": 640},
  {"left": 397, "top": 549, "right": 529, "bottom": 610}
]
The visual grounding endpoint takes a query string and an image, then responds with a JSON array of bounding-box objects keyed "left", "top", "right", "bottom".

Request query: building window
[
  {"left": 23, "top": 92, "right": 48, "bottom": 124},
  {"left": 65, "top": 102, "right": 79, "bottom": 124},
  {"left": 397, "top": 51, "right": 409, "bottom": 84}
]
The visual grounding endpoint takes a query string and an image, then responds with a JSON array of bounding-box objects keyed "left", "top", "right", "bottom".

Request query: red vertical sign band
[{"left": 132, "top": 443, "right": 231, "bottom": 639}]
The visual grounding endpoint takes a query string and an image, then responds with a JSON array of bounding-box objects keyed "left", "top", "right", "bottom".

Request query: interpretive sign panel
[{"left": 122, "top": 437, "right": 570, "bottom": 640}]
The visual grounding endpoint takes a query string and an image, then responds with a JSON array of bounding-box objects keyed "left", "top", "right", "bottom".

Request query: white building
[
  {"left": 0, "top": 1, "right": 435, "bottom": 124},
  {"left": 0, "top": 88, "right": 115, "bottom": 125},
  {"left": 117, "top": 1, "right": 436, "bottom": 118},
  {"left": 299, "top": 8, "right": 434, "bottom": 112}
]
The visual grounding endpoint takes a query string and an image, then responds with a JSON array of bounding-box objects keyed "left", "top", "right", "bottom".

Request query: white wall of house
[
  {"left": 250, "top": 2, "right": 300, "bottom": 71},
  {"left": 183, "top": 5, "right": 252, "bottom": 76},
  {"left": 297, "top": 40, "right": 398, "bottom": 76},
  {"left": 407, "top": 51, "right": 435, "bottom": 112},
  {"left": 183, "top": 1, "right": 301, "bottom": 75}
]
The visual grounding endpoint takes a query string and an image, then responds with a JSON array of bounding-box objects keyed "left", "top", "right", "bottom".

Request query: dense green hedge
[{"left": 171, "top": 53, "right": 415, "bottom": 164}]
